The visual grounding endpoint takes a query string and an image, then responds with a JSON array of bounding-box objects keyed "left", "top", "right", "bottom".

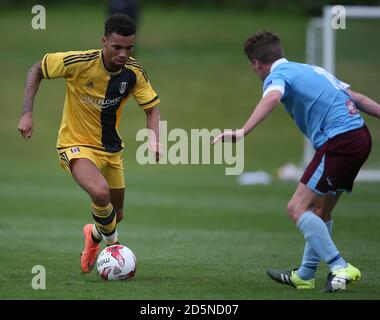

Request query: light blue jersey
[{"left": 263, "top": 58, "right": 364, "bottom": 149}]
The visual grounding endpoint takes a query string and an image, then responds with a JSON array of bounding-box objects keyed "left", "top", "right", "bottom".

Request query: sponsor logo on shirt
[{"left": 79, "top": 93, "right": 123, "bottom": 109}]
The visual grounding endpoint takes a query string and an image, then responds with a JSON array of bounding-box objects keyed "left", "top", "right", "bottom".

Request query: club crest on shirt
[
  {"left": 119, "top": 82, "right": 128, "bottom": 94},
  {"left": 346, "top": 99, "right": 358, "bottom": 115}
]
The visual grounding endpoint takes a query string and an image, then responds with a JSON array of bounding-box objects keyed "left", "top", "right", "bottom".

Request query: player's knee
[
  {"left": 91, "top": 187, "right": 110, "bottom": 207},
  {"left": 287, "top": 201, "right": 303, "bottom": 223},
  {"left": 116, "top": 210, "right": 123, "bottom": 223}
]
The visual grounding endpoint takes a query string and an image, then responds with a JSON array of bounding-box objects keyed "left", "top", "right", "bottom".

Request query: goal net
[{"left": 280, "top": 5, "right": 380, "bottom": 182}]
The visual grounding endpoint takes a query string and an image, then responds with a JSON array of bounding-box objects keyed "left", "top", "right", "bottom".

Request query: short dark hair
[
  {"left": 244, "top": 31, "right": 284, "bottom": 64},
  {"left": 104, "top": 13, "right": 136, "bottom": 37}
]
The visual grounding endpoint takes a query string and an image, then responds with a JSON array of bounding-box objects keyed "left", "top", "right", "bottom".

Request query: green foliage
[{"left": 3, "top": 0, "right": 380, "bottom": 15}]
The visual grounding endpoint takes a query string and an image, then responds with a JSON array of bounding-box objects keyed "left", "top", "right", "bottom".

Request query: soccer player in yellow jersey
[{"left": 17, "top": 14, "right": 161, "bottom": 273}]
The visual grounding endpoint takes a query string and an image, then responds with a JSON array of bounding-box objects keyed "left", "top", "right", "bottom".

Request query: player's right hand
[
  {"left": 212, "top": 129, "right": 245, "bottom": 144},
  {"left": 148, "top": 141, "right": 164, "bottom": 162},
  {"left": 17, "top": 112, "right": 33, "bottom": 139}
]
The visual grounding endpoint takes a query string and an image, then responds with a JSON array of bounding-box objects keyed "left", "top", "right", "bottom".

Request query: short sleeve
[
  {"left": 130, "top": 65, "right": 160, "bottom": 110},
  {"left": 263, "top": 77, "right": 286, "bottom": 98},
  {"left": 337, "top": 79, "right": 350, "bottom": 90},
  {"left": 41, "top": 50, "right": 99, "bottom": 79},
  {"left": 41, "top": 52, "right": 71, "bottom": 79},
  {"left": 328, "top": 70, "right": 350, "bottom": 90}
]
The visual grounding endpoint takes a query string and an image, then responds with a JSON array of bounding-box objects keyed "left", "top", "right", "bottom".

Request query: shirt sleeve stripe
[
  {"left": 263, "top": 85, "right": 284, "bottom": 97},
  {"left": 126, "top": 62, "right": 149, "bottom": 82},
  {"left": 139, "top": 95, "right": 160, "bottom": 107},
  {"left": 42, "top": 54, "right": 50, "bottom": 79}
]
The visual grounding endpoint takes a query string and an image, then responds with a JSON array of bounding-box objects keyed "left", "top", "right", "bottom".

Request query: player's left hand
[
  {"left": 212, "top": 129, "right": 244, "bottom": 144},
  {"left": 148, "top": 142, "right": 164, "bottom": 162}
]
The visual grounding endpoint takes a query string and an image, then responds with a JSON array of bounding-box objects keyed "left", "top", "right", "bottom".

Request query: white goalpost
[
  {"left": 290, "top": 5, "right": 380, "bottom": 182},
  {"left": 242, "top": 5, "right": 380, "bottom": 185}
]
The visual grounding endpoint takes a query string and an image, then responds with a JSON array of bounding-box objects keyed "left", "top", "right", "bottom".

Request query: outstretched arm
[
  {"left": 212, "top": 90, "right": 282, "bottom": 144},
  {"left": 144, "top": 106, "right": 163, "bottom": 161},
  {"left": 347, "top": 89, "right": 380, "bottom": 118},
  {"left": 240, "top": 90, "right": 282, "bottom": 135},
  {"left": 17, "top": 61, "right": 44, "bottom": 139}
]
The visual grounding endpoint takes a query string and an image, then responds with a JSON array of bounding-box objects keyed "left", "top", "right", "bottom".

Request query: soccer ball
[{"left": 97, "top": 245, "right": 137, "bottom": 281}]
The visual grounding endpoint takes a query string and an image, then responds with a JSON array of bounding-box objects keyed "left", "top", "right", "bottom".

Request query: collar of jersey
[
  {"left": 270, "top": 58, "right": 289, "bottom": 73},
  {"left": 100, "top": 49, "right": 123, "bottom": 76}
]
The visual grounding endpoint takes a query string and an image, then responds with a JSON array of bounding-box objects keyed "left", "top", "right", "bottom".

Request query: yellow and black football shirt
[{"left": 41, "top": 49, "right": 160, "bottom": 153}]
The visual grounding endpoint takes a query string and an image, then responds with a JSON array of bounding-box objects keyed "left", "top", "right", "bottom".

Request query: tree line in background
[
  {"left": 2, "top": 0, "right": 380, "bottom": 15},
  {"left": 144, "top": 0, "right": 380, "bottom": 15}
]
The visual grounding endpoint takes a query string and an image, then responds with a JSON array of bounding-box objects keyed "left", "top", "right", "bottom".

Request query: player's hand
[
  {"left": 148, "top": 141, "right": 164, "bottom": 162},
  {"left": 17, "top": 112, "right": 33, "bottom": 140},
  {"left": 211, "top": 129, "right": 244, "bottom": 144}
]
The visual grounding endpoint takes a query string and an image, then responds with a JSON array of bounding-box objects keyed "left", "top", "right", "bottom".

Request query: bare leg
[
  {"left": 110, "top": 188, "right": 125, "bottom": 223},
  {"left": 313, "top": 191, "right": 342, "bottom": 222},
  {"left": 71, "top": 158, "right": 118, "bottom": 245},
  {"left": 297, "top": 191, "right": 343, "bottom": 279},
  {"left": 287, "top": 183, "right": 322, "bottom": 224},
  {"left": 287, "top": 183, "right": 346, "bottom": 269},
  {"left": 70, "top": 158, "right": 110, "bottom": 206}
]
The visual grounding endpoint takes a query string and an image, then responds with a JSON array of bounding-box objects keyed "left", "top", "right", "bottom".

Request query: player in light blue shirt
[
  {"left": 213, "top": 31, "right": 380, "bottom": 292},
  {"left": 263, "top": 59, "right": 364, "bottom": 150}
]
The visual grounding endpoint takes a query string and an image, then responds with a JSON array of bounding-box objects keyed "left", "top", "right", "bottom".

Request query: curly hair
[
  {"left": 104, "top": 13, "right": 136, "bottom": 37},
  {"left": 244, "top": 31, "right": 284, "bottom": 64}
]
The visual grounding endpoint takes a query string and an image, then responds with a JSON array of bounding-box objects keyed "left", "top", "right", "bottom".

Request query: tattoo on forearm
[{"left": 23, "top": 62, "right": 43, "bottom": 114}]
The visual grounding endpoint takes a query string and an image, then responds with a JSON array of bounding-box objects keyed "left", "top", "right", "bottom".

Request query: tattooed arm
[{"left": 17, "top": 61, "right": 44, "bottom": 139}]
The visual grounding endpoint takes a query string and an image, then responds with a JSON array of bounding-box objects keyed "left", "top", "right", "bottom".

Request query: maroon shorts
[{"left": 300, "top": 125, "right": 372, "bottom": 195}]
